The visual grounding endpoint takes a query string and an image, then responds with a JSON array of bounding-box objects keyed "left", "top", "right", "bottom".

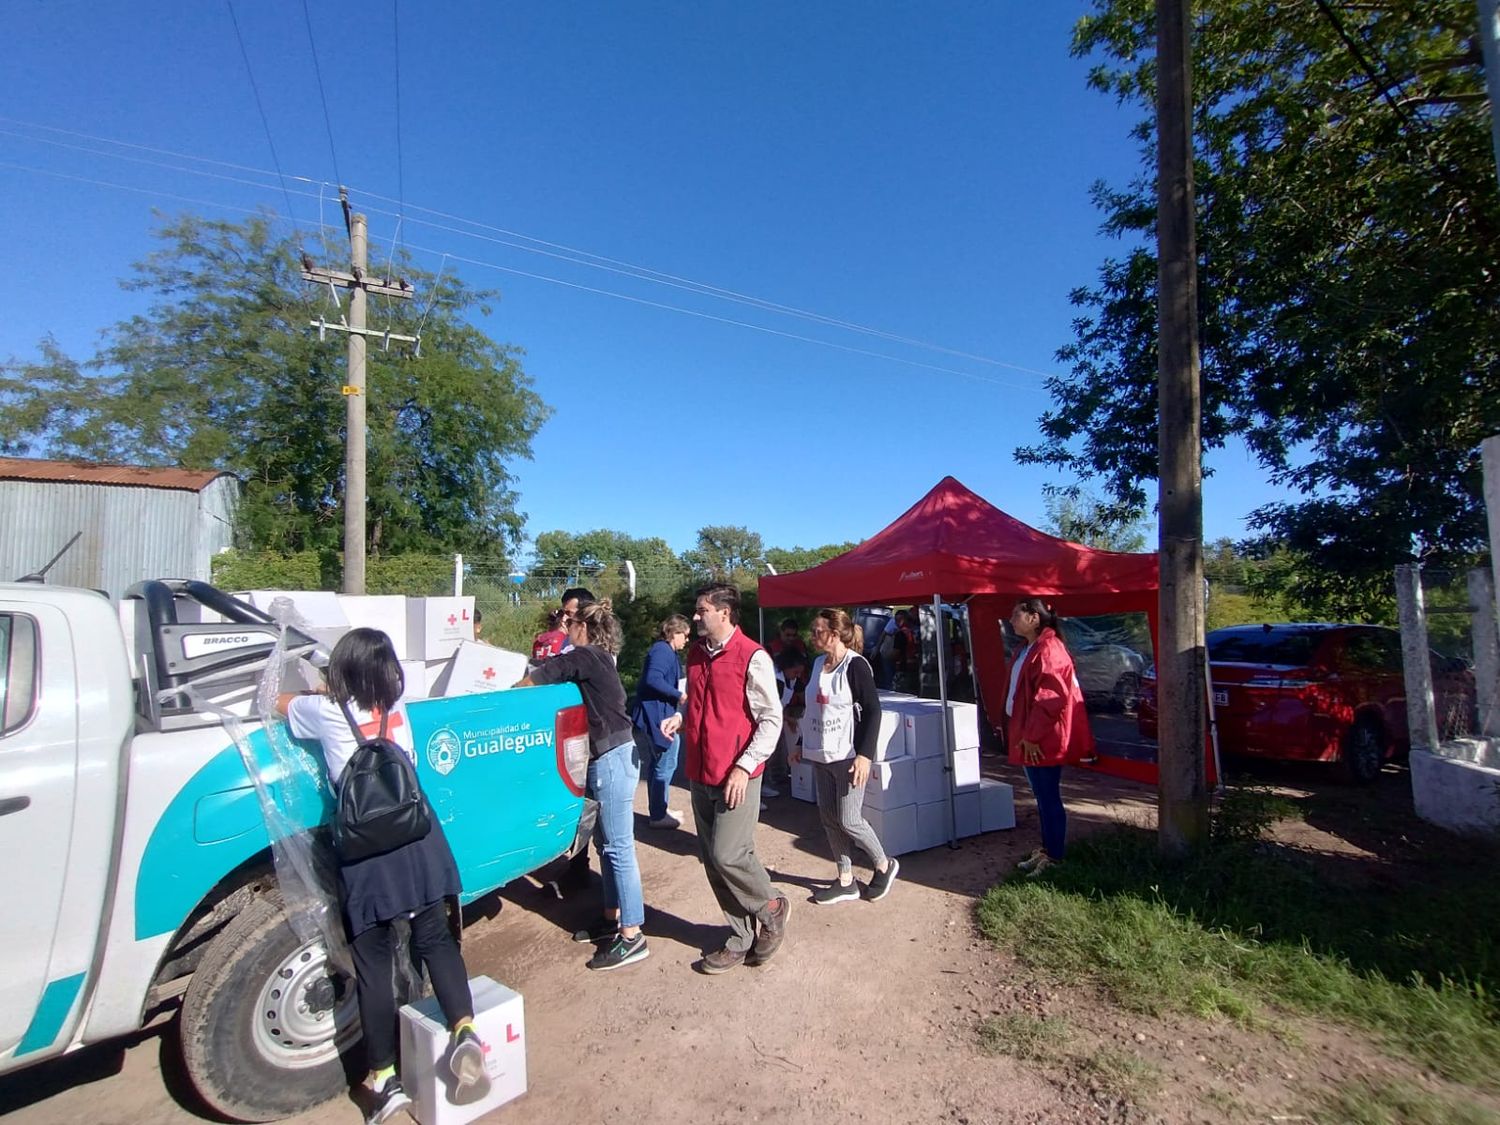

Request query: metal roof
[{"left": 0, "top": 457, "right": 234, "bottom": 493}]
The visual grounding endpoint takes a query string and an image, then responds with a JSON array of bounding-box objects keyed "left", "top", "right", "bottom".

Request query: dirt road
[{"left": 0, "top": 764, "right": 1159, "bottom": 1125}]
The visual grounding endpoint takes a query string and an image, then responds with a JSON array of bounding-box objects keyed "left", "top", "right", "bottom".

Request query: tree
[
  {"left": 765, "top": 541, "right": 861, "bottom": 574},
  {"left": 683, "top": 525, "right": 767, "bottom": 583},
  {"left": 1017, "top": 1, "right": 1500, "bottom": 617},
  {"left": 1041, "top": 486, "right": 1150, "bottom": 552},
  {"left": 529, "top": 529, "right": 688, "bottom": 599},
  {"left": 0, "top": 213, "right": 550, "bottom": 558}
]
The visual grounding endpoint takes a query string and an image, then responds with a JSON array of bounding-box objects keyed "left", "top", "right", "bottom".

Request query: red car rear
[{"left": 1137, "top": 624, "right": 1474, "bottom": 782}]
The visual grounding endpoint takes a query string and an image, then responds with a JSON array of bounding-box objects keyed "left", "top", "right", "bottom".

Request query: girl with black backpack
[{"left": 276, "top": 628, "right": 490, "bottom": 1125}]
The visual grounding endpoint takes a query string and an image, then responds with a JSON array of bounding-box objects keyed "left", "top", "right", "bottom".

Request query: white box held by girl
[
  {"left": 440, "top": 642, "right": 529, "bottom": 698},
  {"left": 398, "top": 976, "right": 526, "bottom": 1125}
]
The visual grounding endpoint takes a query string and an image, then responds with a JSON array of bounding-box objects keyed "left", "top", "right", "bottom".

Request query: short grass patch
[
  {"left": 1075, "top": 1045, "right": 1161, "bottom": 1103},
  {"left": 977, "top": 1012, "right": 1072, "bottom": 1063},
  {"left": 976, "top": 825, "right": 1500, "bottom": 1091},
  {"left": 1309, "top": 1076, "right": 1500, "bottom": 1125}
]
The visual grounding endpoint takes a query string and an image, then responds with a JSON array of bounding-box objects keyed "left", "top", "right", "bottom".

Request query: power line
[
  {"left": 0, "top": 116, "right": 1053, "bottom": 379},
  {"left": 392, "top": 0, "right": 405, "bottom": 258},
  {"left": 300, "top": 0, "right": 343, "bottom": 187},
  {"left": 224, "top": 0, "right": 301, "bottom": 237},
  {"left": 399, "top": 239, "right": 1045, "bottom": 393}
]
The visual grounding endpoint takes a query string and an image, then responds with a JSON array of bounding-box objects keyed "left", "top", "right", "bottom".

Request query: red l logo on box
[{"left": 506, "top": 1023, "right": 521, "bottom": 1043}]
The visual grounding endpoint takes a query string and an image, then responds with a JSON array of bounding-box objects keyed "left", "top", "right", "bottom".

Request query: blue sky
[{"left": 1, "top": 2, "right": 1294, "bottom": 564}]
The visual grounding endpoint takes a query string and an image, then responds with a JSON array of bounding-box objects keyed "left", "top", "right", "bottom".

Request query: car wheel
[
  {"left": 1112, "top": 672, "right": 1141, "bottom": 715},
  {"left": 1340, "top": 718, "right": 1386, "bottom": 785}
]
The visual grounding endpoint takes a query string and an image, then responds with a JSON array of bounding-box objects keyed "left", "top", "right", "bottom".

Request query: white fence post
[
  {"left": 1395, "top": 564, "right": 1439, "bottom": 752},
  {"left": 454, "top": 553, "right": 464, "bottom": 597},
  {"left": 1470, "top": 567, "right": 1500, "bottom": 738}
]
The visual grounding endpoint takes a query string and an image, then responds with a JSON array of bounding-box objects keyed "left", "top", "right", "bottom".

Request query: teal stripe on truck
[{"left": 16, "top": 972, "right": 86, "bottom": 1056}]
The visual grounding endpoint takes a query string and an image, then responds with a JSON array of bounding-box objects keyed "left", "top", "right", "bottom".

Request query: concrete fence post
[
  {"left": 1395, "top": 564, "right": 1440, "bottom": 752},
  {"left": 1470, "top": 567, "right": 1500, "bottom": 738}
]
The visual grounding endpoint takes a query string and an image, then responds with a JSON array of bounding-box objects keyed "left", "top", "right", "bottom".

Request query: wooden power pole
[
  {"left": 302, "top": 191, "right": 417, "bottom": 594},
  {"left": 1155, "top": 0, "right": 1210, "bottom": 856}
]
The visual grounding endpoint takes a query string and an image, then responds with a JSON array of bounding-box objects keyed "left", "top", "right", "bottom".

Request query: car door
[{"left": 0, "top": 604, "right": 78, "bottom": 1056}]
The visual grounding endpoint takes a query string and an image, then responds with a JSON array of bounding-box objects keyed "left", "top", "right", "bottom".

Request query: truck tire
[{"left": 178, "top": 892, "right": 360, "bottom": 1122}]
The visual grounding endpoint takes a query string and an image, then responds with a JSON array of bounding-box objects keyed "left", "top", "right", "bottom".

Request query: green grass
[
  {"left": 976, "top": 827, "right": 1500, "bottom": 1090},
  {"left": 1310, "top": 1076, "right": 1500, "bottom": 1125},
  {"left": 1075, "top": 1046, "right": 1161, "bottom": 1104},
  {"left": 977, "top": 1012, "right": 1072, "bottom": 1062}
]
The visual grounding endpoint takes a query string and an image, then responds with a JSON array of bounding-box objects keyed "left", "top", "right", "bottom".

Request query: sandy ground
[{"left": 6, "top": 757, "right": 1482, "bottom": 1125}]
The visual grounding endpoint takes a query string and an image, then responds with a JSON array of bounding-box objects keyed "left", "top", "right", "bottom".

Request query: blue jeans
[
  {"left": 587, "top": 740, "right": 645, "bottom": 929},
  {"left": 1023, "top": 765, "right": 1067, "bottom": 860},
  {"left": 633, "top": 727, "right": 680, "bottom": 821}
]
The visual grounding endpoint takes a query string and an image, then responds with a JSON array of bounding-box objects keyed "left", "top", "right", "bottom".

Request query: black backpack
[{"left": 333, "top": 701, "right": 432, "bottom": 863}]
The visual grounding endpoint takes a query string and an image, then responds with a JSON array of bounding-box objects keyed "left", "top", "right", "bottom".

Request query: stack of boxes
[
  {"left": 789, "top": 692, "right": 1015, "bottom": 854},
  {"left": 226, "top": 592, "right": 530, "bottom": 702}
]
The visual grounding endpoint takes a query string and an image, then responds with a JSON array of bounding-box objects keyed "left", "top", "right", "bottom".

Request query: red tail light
[{"left": 555, "top": 704, "right": 589, "bottom": 796}]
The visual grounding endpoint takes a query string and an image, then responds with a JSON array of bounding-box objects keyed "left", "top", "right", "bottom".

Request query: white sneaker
[{"left": 647, "top": 812, "right": 681, "bottom": 829}]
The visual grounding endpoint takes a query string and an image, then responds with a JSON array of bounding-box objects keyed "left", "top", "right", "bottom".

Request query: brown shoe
[
  {"left": 748, "top": 896, "right": 790, "bottom": 965},
  {"left": 701, "top": 946, "right": 748, "bottom": 974}
]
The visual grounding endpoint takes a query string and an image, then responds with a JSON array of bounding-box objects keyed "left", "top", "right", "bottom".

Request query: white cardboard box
[
  {"left": 338, "top": 595, "right": 411, "bottom": 660},
  {"left": 863, "top": 801, "right": 920, "bottom": 856},
  {"left": 790, "top": 760, "right": 816, "bottom": 803},
  {"left": 407, "top": 597, "right": 475, "bottom": 660},
  {"left": 953, "top": 745, "right": 981, "bottom": 789},
  {"left": 398, "top": 975, "right": 526, "bottom": 1125},
  {"left": 901, "top": 703, "right": 949, "bottom": 759},
  {"left": 871, "top": 709, "right": 906, "bottom": 761},
  {"left": 979, "top": 779, "right": 1017, "bottom": 832},
  {"left": 917, "top": 791, "right": 982, "bottom": 848},
  {"left": 399, "top": 660, "right": 430, "bottom": 702},
  {"left": 950, "top": 701, "right": 980, "bottom": 750},
  {"left": 439, "top": 641, "right": 528, "bottom": 697},
  {"left": 914, "top": 754, "right": 948, "bottom": 805},
  {"left": 865, "top": 758, "right": 917, "bottom": 811}
]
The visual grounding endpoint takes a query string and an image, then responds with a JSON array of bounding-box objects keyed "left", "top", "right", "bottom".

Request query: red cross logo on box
[
  {"left": 483, "top": 667, "right": 495, "bottom": 680},
  {"left": 447, "top": 614, "right": 457, "bottom": 626}
]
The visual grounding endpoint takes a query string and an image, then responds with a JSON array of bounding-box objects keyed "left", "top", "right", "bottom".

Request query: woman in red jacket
[{"left": 1006, "top": 599, "right": 1094, "bottom": 876}]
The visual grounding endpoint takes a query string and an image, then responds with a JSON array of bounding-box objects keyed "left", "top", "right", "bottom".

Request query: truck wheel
[{"left": 178, "top": 892, "right": 360, "bottom": 1122}]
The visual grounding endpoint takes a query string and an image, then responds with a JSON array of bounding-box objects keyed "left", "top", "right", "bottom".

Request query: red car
[{"left": 1137, "top": 623, "right": 1475, "bottom": 782}]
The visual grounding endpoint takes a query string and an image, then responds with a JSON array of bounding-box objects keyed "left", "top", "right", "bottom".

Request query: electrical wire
[
  {"left": 399, "top": 239, "right": 1045, "bottom": 393},
  {"left": 300, "top": 0, "right": 343, "bottom": 188},
  {"left": 224, "top": 0, "right": 302, "bottom": 238},
  {"left": 0, "top": 117, "right": 1050, "bottom": 378}
]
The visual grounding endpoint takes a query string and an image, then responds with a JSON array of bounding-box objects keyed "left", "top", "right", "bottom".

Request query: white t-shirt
[
  {"left": 1005, "top": 643, "right": 1033, "bottom": 718},
  {"left": 286, "top": 695, "right": 416, "bottom": 784},
  {"left": 800, "top": 651, "right": 864, "bottom": 765}
]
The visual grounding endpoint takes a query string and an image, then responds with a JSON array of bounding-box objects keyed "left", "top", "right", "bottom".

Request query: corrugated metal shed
[{"left": 0, "top": 458, "right": 240, "bottom": 597}]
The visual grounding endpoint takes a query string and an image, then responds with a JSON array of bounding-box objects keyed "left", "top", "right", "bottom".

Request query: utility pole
[
  {"left": 1155, "top": 0, "right": 1210, "bottom": 856},
  {"left": 302, "top": 189, "right": 418, "bottom": 594}
]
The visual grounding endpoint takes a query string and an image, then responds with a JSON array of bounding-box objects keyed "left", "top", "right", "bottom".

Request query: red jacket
[
  {"left": 1006, "top": 628, "right": 1094, "bottom": 767},
  {"left": 683, "top": 628, "right": 766, "bottom": 786}
]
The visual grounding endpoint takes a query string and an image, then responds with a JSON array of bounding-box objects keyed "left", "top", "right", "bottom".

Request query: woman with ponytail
[{"left": 1006, "top": 599, "right": 1093, "bottom": 877}]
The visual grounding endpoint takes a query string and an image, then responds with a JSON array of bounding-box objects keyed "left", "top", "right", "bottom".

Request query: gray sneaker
[
  {"left": 866, "top": 858, "right": 900, "bottom": 902},
  {"left": 587, "top": 931, "right": 649, "bottom": 971},
  {"left": 812, "top": 881, "right": 860, "bottom": 906},
  {"left": 448, "top": 1027, "right": 491, "bottom": 1105}
]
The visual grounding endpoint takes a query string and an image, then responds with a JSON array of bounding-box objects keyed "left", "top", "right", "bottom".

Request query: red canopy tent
[{"left": 757, "top": 476, "right": 1174, "bottom": 786}]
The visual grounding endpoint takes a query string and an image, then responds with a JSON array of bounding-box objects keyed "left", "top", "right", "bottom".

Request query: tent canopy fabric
[{"left": 757, "top": 476, "right": 1158, "bottom": 609}]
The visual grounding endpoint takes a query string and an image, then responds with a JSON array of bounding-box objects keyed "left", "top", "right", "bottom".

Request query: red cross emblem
[
  {"left": 357, "top": 710, "right": 406, "bottom": 739},
  {"left": 483, "top": 667, "right": 496, "bottom": 680},
  {"left": 447, "top": 614, "right": 457, "bottom": 626}
]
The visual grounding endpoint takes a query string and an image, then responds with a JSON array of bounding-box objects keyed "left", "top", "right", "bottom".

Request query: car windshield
[{"left": 1207, "top": 628, "right": 1321, "bottom": 666}]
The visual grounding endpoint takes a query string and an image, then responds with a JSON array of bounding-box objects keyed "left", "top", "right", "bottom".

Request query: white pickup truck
[{"left": 0, "top": 579, "right": 589, "bottom": 1120}]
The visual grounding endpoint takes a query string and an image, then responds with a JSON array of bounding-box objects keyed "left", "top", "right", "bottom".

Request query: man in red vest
[{"left": 661, "top": 582, "right": 790, "bottom": 973}]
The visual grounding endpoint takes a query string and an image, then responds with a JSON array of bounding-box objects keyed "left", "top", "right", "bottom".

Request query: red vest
[{"left": 684, "top": 628, "right": 766, "bottom": 786}]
